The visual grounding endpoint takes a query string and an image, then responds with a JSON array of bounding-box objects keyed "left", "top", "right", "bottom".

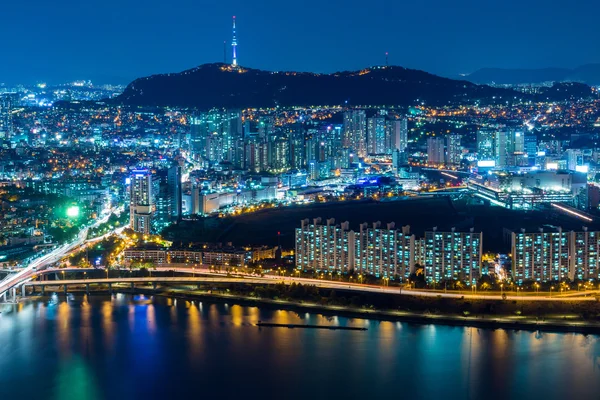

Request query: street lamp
[{"left": 550, "top": 286, "right": 554, "bottom": 297}]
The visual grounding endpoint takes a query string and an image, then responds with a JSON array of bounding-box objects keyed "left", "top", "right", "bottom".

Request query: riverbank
[{"left": 31, "top": 286, "right": 600, "bottom": 335}]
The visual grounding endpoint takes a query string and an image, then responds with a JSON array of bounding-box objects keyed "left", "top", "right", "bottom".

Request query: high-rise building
[
  {"left": 167, "top": 164, "right": 182, "bottom": 222},
  {"left": 153, "top": 172, "right": 169, "bottom": 233},
  {"left": 387, "top": 118, "right": 408, "bottom": 154},
  {"left": 392, "top": 149, "right": 408, "bottom": 175},
  {"left": 295, "top": 218, "right": 414, "bottom": 278},
  {"left": 511, "top": 227, "right": 600, "bottom": 283},
  {"left": 0, "top": 93, "right": 17, "bottom": 142},
  {"left": 572, "top": 228, "right": 600, "bottom": 281},
  {"left": 477, "top": 129, "right": 496, "bottom": 162},
  {"left": 566, "top": 149, "right": 584, "bottom": 171},
  {"left": 268, "top": 137, "right": 290, "bottom": 171},
  {"left": 427, "top": 137, "right": 445, "bottom": 165},
  {"left": 244, "top": 135, "right": 268, "bottom": 172},
  {"left": 287, "top": 124, "right": 306, "bottom": 170},
  {"left": 423, "top": 228, "right": 482, "bottom": 284},
  {"left": 495, "top": 129, "right": 525, "bottom": 167},
  {"left": 367, "top": 117, "right": 386, "bottom": 155},
  {"left": 295, "top": 218, "right": 356, "bottom": 272},
  {"left": 446, "top": 134, "right": 462, "bottom": 165},
  {"left": 524, "top": 133, "right": 537, "bottom": 165},
  {"left": 355, "top": 221, "right": 414, "bottom": 278},
  {"left": 189, "top": 109, "right": 242, "bottom": 165},
  {"left": 129, "top": 170, "right": 154, "bottom": 234},
  {"left": 343, "top": 110, "right": 367, "bottom": 157},
  {"left": 495, "top": 130, "right": 511, "bottom": 167},
  {"left": 511, "top": 228, "right": 570, "bottom": 283}
]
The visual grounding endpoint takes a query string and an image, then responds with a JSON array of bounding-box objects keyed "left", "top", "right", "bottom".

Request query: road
[
  {"left": 147, "top": 266, "right": 597, "bottom": 302},
  {"left": 29, "top": 265, "right": 591, "bottom": 302},
  {"left": 0, "top": 211, "right": 122, "bottom": 298}
]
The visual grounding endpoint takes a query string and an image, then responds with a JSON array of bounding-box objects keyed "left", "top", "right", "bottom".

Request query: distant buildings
[
  {"left": 468, "top": 170, "right": 588, "bottom": 210},
  {"left": 0, "top": 93, "right": 18, "bottom": 144},
  {"left": 476, "top": 128, "right": 538, "bottom": 168},
  {"left": 189, "top": 109, "right": 242, "bottom": 166},
  {"left": 446, "top": 134, "right": 462, "bottom": 165},
  {"left": 367, "top": 116, "right": 386, "bottom": 155},
  {"left": 123, "top": 243, "right": 278, "bottom": 267},
  {"left": 388, "top": 118, "right": 408, "bottom": 153},
  {"left": 476, "top": 129, "right": 496, "bottom": 162},
  {"left": 343, "top": 110, "right": 367, "bottom": 157},
  {"left": 427, "top": 137, "right": 445, "bottom": 165}
]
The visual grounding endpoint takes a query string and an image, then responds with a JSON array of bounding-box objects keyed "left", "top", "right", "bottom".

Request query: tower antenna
[
  {"left": 223, "top": 40, "right": 227, "bottom": 64},
  {"left": 385, "top": 52, "right": 389, "bottom": 67},
  {"left": 232, "top": 16, "right": 238, "bottom": 67}
]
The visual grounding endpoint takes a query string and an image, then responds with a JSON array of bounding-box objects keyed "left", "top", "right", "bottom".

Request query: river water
[{"left": 1, "top": 294, "right": 599, "bottom": 399}]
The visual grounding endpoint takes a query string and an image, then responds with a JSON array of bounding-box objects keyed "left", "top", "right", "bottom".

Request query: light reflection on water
[{"left": 0, "top": 294, "right": 600, "bottom": 399}]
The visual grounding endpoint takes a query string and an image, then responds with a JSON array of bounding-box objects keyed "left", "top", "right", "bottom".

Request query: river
[{"left": 1, "top": 294, "right": 599, "bottom": 399}]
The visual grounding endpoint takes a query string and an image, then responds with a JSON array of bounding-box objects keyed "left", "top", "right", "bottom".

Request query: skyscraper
[
  {"left": 367, "top": 116, "right": 386, "bottom": 155},
  {"left": 287, "top": 123, "right": 306, "bottom": 170},
  {"left": 189, "top": 109, "right": 242, "bottom": 165},
  {"left": 495, "top": 129, "right": 524, "bottom": 167},
  {"left": 446, "top": 134, "right": 462, "bottom": 165},
  {"left": 167, "top": 164, "right": 182, "bottom": 222},
  {"left": 189, "top": 115, "right": 206, "bottom": 160},
  {"left": 129, "top": 170, "right": 154, "bottom": 234},
  {"left": 427, "top": 137, "right": 445, "bottom": 165},
  {"left": 0, "top": 93, "right": 17, "bottom": 143},
  {"left": 387, "top": 118, "right": 408, "bottom": 154},
  {"left": 566, "top": 149, "right": 584, "bottom": 171},
  {"left": 343, "top": 110, "right": 367, "bottom": 157},
  {"left": 476, "top": 129, "right": 496, "bottom": 162}
]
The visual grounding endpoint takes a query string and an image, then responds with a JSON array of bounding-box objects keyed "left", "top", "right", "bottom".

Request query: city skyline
[
  {"left": 1, "top": 0, "right": 600, "bottom": 84},
  {"left": 2, "top": 3, "right": 600, "bottom": 397}
]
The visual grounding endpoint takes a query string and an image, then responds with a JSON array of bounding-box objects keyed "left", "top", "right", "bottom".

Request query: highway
[
  {"left": 146, "top": 266, "right": 597, "bottom": 302},
  {"left": 22, "top": 267, "right": 597, "bottom": 302},
  {"left": 0, "top": 210, "right": 122, "bottom": 298}
]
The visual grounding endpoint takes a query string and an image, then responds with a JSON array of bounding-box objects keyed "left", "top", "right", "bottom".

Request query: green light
[{"left": 67, "top": 206, "right": 80, "bottom": 218}]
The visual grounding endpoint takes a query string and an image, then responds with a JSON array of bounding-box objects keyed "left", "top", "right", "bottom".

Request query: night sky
[{"left": 2, "top": 0, "right": 599, "bottom": 84}]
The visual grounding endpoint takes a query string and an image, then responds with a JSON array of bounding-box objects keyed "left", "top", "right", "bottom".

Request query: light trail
[
  {"left": 551, "top": 203, "right": 593, "bottom": 222},
  {"left": 441, "top": 172, "right": 459, "bottom": 180}
]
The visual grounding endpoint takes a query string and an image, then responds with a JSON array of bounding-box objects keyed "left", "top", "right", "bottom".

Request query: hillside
[
  {"left": 466, "top": 64, "right": 600, "bottom": 86},
  {"left": 114, "top": 63, "right": 572, "bottom": 110}
]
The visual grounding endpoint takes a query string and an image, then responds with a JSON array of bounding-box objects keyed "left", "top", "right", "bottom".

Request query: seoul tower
[{"left": 231, "top": 16, "right": 238, "bottom": 67}]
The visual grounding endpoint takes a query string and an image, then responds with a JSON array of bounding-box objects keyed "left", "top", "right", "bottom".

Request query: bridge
[
  {"left": 3, "top": 274, "right": 596, "bottom": 303},
  {"left": 16, "top": 277, "right": 274, "bottom": 299}
]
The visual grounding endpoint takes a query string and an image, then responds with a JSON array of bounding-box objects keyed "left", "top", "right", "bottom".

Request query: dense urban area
[{"left": 2, "top": 18, "right": 600, "bottom": 308}]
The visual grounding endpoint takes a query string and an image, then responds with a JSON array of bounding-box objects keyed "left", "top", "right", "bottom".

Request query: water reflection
[{"left": 0, "top": 295, "right": 599, "bottom": 399}]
